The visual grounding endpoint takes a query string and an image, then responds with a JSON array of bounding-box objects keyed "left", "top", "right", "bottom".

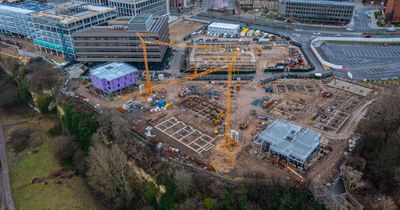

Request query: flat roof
[
  {"left": 281, "top": 0, "right": 354, "bottom": 6},
  {"left": 208, "top": 22, "right": 240, "bottom": 30},
  {"left": 256, "top": 119, "right": 320, "bottom": 163},
  {"left": 0, "top": 1, "right": 53, "bottom": 13},
  {"left": 90, "top": 62, "right": 138, "bottom": 81},
  {"left": 31, "top": 2, "right": 115, "bottom": 24},
  {"left": 0, "top": 4, "right": 34, "bottom": 14},
  {"left": 72, "top": 15, "right": 167, "bottom": 36}
]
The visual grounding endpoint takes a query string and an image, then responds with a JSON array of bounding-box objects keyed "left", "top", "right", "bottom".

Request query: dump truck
[{"left": 240, "top": 28, "right": 249, "bottom": 37}]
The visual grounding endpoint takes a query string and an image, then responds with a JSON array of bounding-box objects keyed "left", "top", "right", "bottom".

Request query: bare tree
[
  {"left": 342, "top": 166, "right": 365, "bottom": 192},
  {"left": 175, "top": 170, "right": 193, "bottom": 198},
  {"left": 86, "top": 144, "right": 142, "bottom": 208}
]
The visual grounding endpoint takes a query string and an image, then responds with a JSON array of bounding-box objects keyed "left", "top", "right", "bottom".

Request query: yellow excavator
[{"left": 212, "top": 111, "right": 225, "bottom": 126}]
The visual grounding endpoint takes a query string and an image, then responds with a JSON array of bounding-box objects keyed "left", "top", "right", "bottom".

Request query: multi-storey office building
[
  {"left": 30, "top": 2, "right": 116, "bottom": 59},
  {"left": 108, "top": 0, "right": 169, "bottom": 17},
  {"left": 278, "top": 0, "right": 354, "bottom": 25},
  {"left": 72, "top": 13, "right": 169, "bottom": 70},
  {"left": 75, "top": 0, "right": 169, "bottom": 17},
  {"left": 0, "top": 2, "right": 53, "bottom": 38},
  {"left": 170, "top": 0, "right": 192, "bottom": 10}
]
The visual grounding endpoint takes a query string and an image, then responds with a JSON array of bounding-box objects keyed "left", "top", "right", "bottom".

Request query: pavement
[
  {"left": 187, "top": 2, "right": 400, "bottom": 80},
  {"left": 320, "top": 43, "right": 400, "bottom": 80},
  {"left": 167, "top": 47, "right": 184, "bottom": 76},
  {"left": 0, "top": 122, "right": 16, "bottom": 210}
]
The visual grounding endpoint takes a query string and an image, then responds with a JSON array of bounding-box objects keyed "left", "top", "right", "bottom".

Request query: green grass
[{"left": 8, "top": 126, "right": 104, "bottom": 210}]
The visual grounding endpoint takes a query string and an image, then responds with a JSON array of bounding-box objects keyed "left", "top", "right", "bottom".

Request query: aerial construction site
[{"left": 70, "top": 20, "right": 375, "bottom": 192}]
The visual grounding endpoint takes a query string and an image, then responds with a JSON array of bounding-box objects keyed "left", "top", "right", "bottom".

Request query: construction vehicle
[
  {"left": 236, "top": 83, "right": 241, "bottom": 91},
  {"left": 239, "top": 119, "right": 249, "bottom": 130},
  {"left": 363, "top": 32, "right": 372, "bottom": 38},
  {"left": 257, "top": 48, "right": 263, "bottom": 56},
  {"left": 322, "top": 90, "right": 333, "bottom": 98},
  {"left": 135, "top": 32, "right": 224, "bottom": 98},
  {"left": 212, "top": 111, "right": 225, "bottom": 126},
  {"left": 214, "top": 124, "right": 224, "bottom": 136}
]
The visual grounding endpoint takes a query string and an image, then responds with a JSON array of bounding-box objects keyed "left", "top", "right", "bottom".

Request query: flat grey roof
[
  {"left": 0, "top": 4, "right": 35, "bottom": 14},
  {"left": 281, "top": 0, "right": 354, "bottom": 6},
  {"left": 256, "top": 119, "right": 320, "bottom": 163},
  {"left": 90, "top": 62, "right": 138, "bottom": 81},
  {"left": 208, "top": 22, "right": 240, "bottom": 30},
  {"left": 72, "top": 16, "right": 167, "bottom": 36}
]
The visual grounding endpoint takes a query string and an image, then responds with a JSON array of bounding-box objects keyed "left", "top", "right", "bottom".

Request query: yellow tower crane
[
  {"left": 135, "top": 32, "right": 226, "bottom": 98},
  {"left": 224, "top": 49, "right": 239, "bottom": 148}
]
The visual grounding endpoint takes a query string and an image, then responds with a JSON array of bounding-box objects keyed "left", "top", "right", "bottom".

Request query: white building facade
[{"left": 207, "top": 22, "right": 240, "bottom": 35}]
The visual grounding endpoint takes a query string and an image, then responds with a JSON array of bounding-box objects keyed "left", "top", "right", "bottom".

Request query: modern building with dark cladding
[
  {"left": 278, "top": 0, "right": 354, "bottom": 25},
  {"left": 72, "top": 13, "right": 169, "bottom": 70}
]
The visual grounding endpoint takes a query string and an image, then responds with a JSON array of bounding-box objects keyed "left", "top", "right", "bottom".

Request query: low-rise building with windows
[
  {"left": 278, "top": 0, "right": 354, "bottom": 25},
  {"left": 253, "top": 119, "right": 320, "bottom": 169},
  {"left": 90, "top": 62, "right": 139, "bottom": 94},
  {"left": 207, "top": 22, "right": 240, "bottom": 35}
]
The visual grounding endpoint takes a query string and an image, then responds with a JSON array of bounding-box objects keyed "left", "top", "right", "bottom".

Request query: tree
[
  {"left": 53, "top": 136, "right": 76, "bottom": 163},
  {"left": 28, "top": 67, "right": 58, "bottom": 92},
  {"left": 158, "top": 175, "right": 178, "bottom": 210},
  {"left": 354, "top": 88, "right": 400, "bottom": 194},
  {"left": 36, "top": 95, "right": 53, "bottom": 114},
  {"left": 342, "top": 166, "right": 365, "bottom": 192},
  {"left": 9, "top": 127, "right": 32, "bottom": 153},
  {"left": 0, "top": 56, "right": 19, "bottom": 78},
  {"left": 175, "top": 170, "right": 193, "bottom": 199},
  {"left": 203, "top": 197, "right": 215, "bottom": 210},
  {"left": 63, "top": 105, "right": 98, "bottom": 152},
  {"left": 86, "top": 144, "right": 142, "bottom": 209},
  {"left": 144, "top": 182, "right": 158, "bottom": 209}
]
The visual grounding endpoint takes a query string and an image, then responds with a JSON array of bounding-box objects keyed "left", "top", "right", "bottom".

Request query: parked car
[{"left": 386, "top": 27, "right": 397, "bottom": 32}]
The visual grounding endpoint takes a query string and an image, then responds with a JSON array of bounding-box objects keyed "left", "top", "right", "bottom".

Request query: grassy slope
[{"left": 8, "top": 125, "right": 104, "bottom": 210}]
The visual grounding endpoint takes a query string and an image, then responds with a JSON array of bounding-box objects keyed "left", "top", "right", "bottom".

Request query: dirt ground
[
  {"left": 259, "top": 45, "right": 309, "bottom": 69},
  {"left": 76, "top": 72, "right": 374, "bottom": 186},
  {"left": 0, "top": 34, "right": 64, "bottom": 62},
  {"left": 169, "top": 20, "right": 205, "bottom": 42}
]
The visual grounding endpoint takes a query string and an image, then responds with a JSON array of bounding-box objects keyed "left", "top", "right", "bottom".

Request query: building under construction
[
  {"left": 30, "top": 2, "right": 117, "bottom": 59},
  {"left": 187, "top": 41, "right": 256, "bottom": 74},
  {"left": 254, "top": 119, "right": 320, "bottom": 169}
]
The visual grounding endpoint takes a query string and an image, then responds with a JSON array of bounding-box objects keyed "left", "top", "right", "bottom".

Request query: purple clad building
[{"left": 90, "top": 62, "right": 139, "bottom": 95}]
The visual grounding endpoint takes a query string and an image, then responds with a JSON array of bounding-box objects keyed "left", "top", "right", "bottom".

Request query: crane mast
[{"left": 224, "top": 50, "right": 239, "bottom": 148}]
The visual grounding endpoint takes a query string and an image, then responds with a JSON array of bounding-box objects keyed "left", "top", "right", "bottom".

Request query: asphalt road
[
  {"left": 168, "top": 48, "right": 184, "bottom": 76},
  {"left": 0, "top": 123, "right": 15, "bottom": 210},
  {"left": 320, "top": 43, "right": 400, "bottom": 80}
]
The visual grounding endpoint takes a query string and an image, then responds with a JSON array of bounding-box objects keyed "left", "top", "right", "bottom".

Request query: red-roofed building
[{"left": 385, "top": 0, "right": 400, "bottom": 23}]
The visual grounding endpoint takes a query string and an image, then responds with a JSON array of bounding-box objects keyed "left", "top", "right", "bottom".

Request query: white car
[
  {"left": 346, "top": 28, "right": 354, "bottom": 31},
  {"left": 313, "top": 32, "right": 321, "bottom": 36},
  {"left": 386, "top": 27, "right": 397, "bottom": 32}
]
